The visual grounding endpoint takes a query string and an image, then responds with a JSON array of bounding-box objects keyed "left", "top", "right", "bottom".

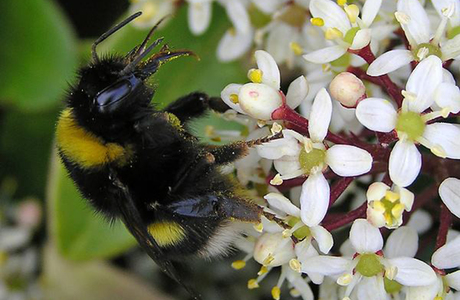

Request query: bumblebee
[{"left": 56, "top": 12, "right": 276, "bottom": 298}]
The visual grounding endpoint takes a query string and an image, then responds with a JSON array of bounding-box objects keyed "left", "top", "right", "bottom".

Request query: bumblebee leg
[
  {"left": 164, "top": 92, "right": 228, "bottom": 123},
  {"left": 207, "top": 132, "right": 283, "bottom": 165}
]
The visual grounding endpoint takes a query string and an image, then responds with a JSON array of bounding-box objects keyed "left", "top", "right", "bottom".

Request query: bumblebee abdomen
[{"left": 56, "top": 108, "right": 134, "bottom": 169}]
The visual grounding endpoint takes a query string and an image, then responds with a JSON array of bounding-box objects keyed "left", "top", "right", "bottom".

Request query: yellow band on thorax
[{"left": 56, "top": 108, "right": 132, "bottom": 169}]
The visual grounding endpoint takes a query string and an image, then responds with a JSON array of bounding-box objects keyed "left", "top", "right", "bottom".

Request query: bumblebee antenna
[
  {"left": 92, "top": 11, "right": 142, "bottom": 63},
  {"left": 133, "top": 15, "right": 170, "bottom": 59}
]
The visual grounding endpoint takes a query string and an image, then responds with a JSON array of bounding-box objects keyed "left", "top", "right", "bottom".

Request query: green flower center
[
  {"left": 384, "top": 277, "right": 402, "bottom": 294},
  {"left": 355, "top": 253, "right": 384, "bottom": 277},
  {"left": 447, "top": 26, "right": 460, "bottom": 39},
  {"left": 395, "top": 111, "right": 426, "bottom": 141},
  {"left": 344, "top": 27, "right": 360, "bottom": 44},
  {"left": 287, "top": 217, "right": 311, "bottom": 240},
  {"left": 299, "top": 147, "right": 326, "bottom": 174},
  {"left": 412, "top": 43, "right": 442, "bottom": 60},
  {"left": 248, "top": 4, "right": 271, "bottom": 29},
  {"left": 278, "top": 4, "right": 308, "bottom": 28}
]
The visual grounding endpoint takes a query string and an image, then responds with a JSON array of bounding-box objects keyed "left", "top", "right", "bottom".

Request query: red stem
[
  {"left": 435, "top": 203, "right": 452, "bottom": 251},
  {"left": 329, "top": 177, "right": 354, "bottom": 206},
  {"left": 323, "top": 201, "right": 367, "bottom": 231}
]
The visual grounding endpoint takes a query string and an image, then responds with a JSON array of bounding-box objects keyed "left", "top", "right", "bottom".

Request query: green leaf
[
  {"left": 47, "top": 152, "right": 136, "bottom": 261},
  {"left": 0, "top": 0, "right": 78, "bottom": 111}
]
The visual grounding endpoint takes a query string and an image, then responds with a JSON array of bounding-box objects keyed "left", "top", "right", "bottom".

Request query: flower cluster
[{"left": 210, "top": 0, "right": 460, "bottom": 299}]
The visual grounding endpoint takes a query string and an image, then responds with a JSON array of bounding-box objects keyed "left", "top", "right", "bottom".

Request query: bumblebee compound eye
[{"left": 94, "top": 75, "right": 142, "bottom": 114}]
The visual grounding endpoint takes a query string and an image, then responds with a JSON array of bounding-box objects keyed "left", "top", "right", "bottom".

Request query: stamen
[
  {"left": 254, "top": 222, "right": 264, "bottom": 232},
  {"left": 290, "top": 42, "right": 304, "bottom": 55},
  {"left": 271, "top": 122, "right": 283, "bottom": 135},
  {"left": 325, "top": 28, "right": 344, "bottom": 40},
  {"left": 344, "top": 5, "right": 360, "bottom": 24},
  {"left": 385, "top": 191, "right": 400, "bottom": 202},
  {"left": 271, "top": 286, "right": 281, "bottom": 300},
  {"left": 248, "top": 279, "right": 260, "bottom": 289},
  {"left": 289, "top": 258, "right": 302, "bottom": 273},
  {"left": 232, "top": 260, "right": 247, "bottom": 270},
  {"left": 337, "top": 0, "right": 347, "bottom": 6},
  {"left": 394, "top": 11, "right": 410, "bottom": 25},
  {"left": 337, "top": 273, "right": 353, "bottom": 286},
  {"left": 270, "top": 174, "right": 283, "bottom": 186},
  {"left": 416, "top": 47, "right": 429, "bottom": 60},
  {"left": 263, "top": 253, "right": 275, "bottom": 265},
  {"left": 248, "top": 68, "right": 263, "bottom": 83},
  {"left": 229, "top": 94, "right": 239, "bottom": 104},
  {"left": 258, "top": 265, "right": 269, "bottom": 276},
  {"left": 310, "top": 17, "right": 325, "bottom": 27},
  {"left": 385, "top": 265, "right": 398, "bottom": 280}
]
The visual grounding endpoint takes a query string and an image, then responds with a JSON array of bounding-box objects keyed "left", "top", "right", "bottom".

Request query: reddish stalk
[
  {"left": 329, "top": 177, "right": 354, "bottom": 206},
  {"left": 323, "top": 201, "right": 367, "bottom": 231},
  {"left": 435, "top": 203, "right": 452, "bottom": 250}
]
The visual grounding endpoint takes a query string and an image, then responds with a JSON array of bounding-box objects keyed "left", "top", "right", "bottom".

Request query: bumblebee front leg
[
  {"left": 163, "top": 92, "right": 228, "bottom": 123},
  {"left": 207, "top": 132, "right": 282, "bottom": 165}
]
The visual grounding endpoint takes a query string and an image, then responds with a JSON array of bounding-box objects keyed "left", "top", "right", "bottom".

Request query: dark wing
[{"left": 111, "top": 173, "right": 201, "bottom": 300}]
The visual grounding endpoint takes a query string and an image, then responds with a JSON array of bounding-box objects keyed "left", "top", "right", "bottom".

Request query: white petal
[
  {"left": 406, "top": 55, "right": 443, "bottom": 113},
  {"left": 303, "top": 45, "right": 348, "bottom": 64},
  {"left": 406, "top": 284, "right": 440, "bottom": 300},
  {"left": 309, "top": 0, "right": 351, "bottom": 33},
  {"left": 349, "top": 29, "right": 371, "bottom": 50},
  {"left": 384, "top": 226, "right": 418, "bottom": 258},
  {"left": 310, "top": 226, "right": 334, "bottom": 254},
  {"left": 440, "top": 178, "right": 460, "bottom": 218},
  {"left": 389, "top": 257, "right": 437, "bottom": 286},
  {"left": 350, "top": 219, "right": 383, "bottom": 253},
  {"left": 220, "top": 83, "right": 245, "bottom": 113},
  {"left": 188, "top": 1, "right": 212, "bottom": 35},
  {"left": 290, "top": 275, "right": 315, "bottom": 300},
  {"left": 446, "top": 270, "right": 460, "bottom": 290},
  {"left": 407, "top": 210, "right": 432, "bottom": 234},
  {"left": 0, "top": 227, "right": 31, "bottom": 251},
  {"left": 366, "top": 50, "right": 414, "bottom": 76},
  {"left": 217, "top": 28, "right": 253, "bottom": 62},
  {"left": 434, "top": 82, "right": 460, "bottom": 114},
  {"left": 255, "top": 50, "right": 281, "bottom": 90},
  {"left": 309, "top": 88, "right": 332, "bottom": 142},
  {"left": 355, "top": 97, "right": 397, "bottom": 132},
  {"left": 286, "top": 76, "right": 309, "bottom": 109},
  {"left": 389, "top": 140, "right": 421, "bottom": 187},
  {"left": 274, "top": 156, "right": 303, "bottom": 177},
  {"left": 224, "top": 0, "right": 250, "bottom": 34},
  {"left": 251, "top": 0, "right": 281, "bottom": 14},
  {"left": 357, "top": 277, "right": 386, "bottom": 300},
  {"left": 264, "top": 193, "right": 301, "bottom": 217},
  {"left": 432, "top": 235, "right": 460, "bottom": 269},
  {"left": 265, "top": 23, "right": 294, "bottom": 64},
  {"left": 442, "top": 34, "right": 460, "bottom": 60},
  {"left": 397, "top": 0, "right": 431, "bottom": 45},
  {"left": 300, "top": 173, "right": 330, "bottom": 227},
  {"left": 256, "top": 136, "right": 300, "bottom": 160},
  {"left": 424, "top": 123, "right": 460, "bottom": 159},
  {"left": 366, "top": 182, "right": 390, "bottom": 202},
  {"left": 361, "top": 0, "right": 382, "bottom": 27},
  {"left": 326, "top": 145, "right": 373, "bottom": 176},
  {"left": 301, "top": 255, "right": 350, "bottom": 276}
]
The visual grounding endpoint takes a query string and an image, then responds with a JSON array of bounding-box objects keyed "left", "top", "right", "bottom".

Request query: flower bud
[
  {"left": 253, "top": 233, "right": 295, "bottom": 267},
  {"left": 329, "top": 72, "right": 366, "bottom": 108},
  {"left": 238, "top": 83, "right": 283, "bottom": 120}
]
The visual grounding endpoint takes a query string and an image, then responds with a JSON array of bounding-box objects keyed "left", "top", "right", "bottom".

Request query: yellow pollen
[
  {"left": 373, "top": 201, "right": 386, "bottom": 212},
  {"left": 270, "top": 174, "right": 283, "bottom": 186},
  {"left": 232, "top": 260, "right": 246, "bottom": 270},
  {"left": 434, "top": 297, "right": 443, "bottom": 300},
  {"left": 263, "top": 254, "right": 275, "bottom": 265},
  {"left": 322, "top": 64, "right": 331, "bottom": 72},
  {"left": 310, "top": 17, "right": 325, "bottom": 27},
  {"left": 248, "top": 279, "right": 260, "bottom": 289},
  {"left": 271, "top": 286, "right": 281, "bottom": 300},
  {"left": 289, "top": 259, "right": 302, "bottom": 273},
  {"left": 205, "top": 125, "right": 215, "bottom": 137},
  {"left": 344, "top": 4, "right": 360, "bottom": 23},
  {"left": 431, "top": 144, "right": 447, "bottom": 158},
  {"left": 385, "top": 191, "right": 400, "bottom": 202},
  {"left": 290, "top": 288, "right": 301, "bottom": 297},
  {"left": 248, "top": 68, "right": 263, "bottom": 83},
  {"left": 325, "top": 27, "right": 344, "bottom": 40},
  {"left": 391, "top": 203, "right": 405, "bottom": 218},
  {"left": 337, "top": 0, "right": 347, "bottom": 6},
  {"left": 337, "top": 273, "right": 353, "bottom": 285},
  {"left": 230, "top": 93, "right": 239, "bottom": 104},
  {"left": 258, "top": 265, "right": 269, "bottom": 275},
  {"left": 254, "top": 222, "right": 264, "bottom": 232},
  {"left": 394, "top": 11, "right": 410, "bottom": 24},
  {"left": 290, "top": 42, "right": 304, "bottom": 56},
  {"left": 271, "top": 122, "right": 283, "bottom": 135}
]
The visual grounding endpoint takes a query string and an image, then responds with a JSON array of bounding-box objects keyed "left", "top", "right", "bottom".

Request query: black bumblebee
[{"left": 56, "top": 12, "right": 277, "bottom": 298}]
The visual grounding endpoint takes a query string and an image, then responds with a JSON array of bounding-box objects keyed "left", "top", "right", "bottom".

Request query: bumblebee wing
[{"left": 113, "top": 178, "right": 201, "bottom": 300}]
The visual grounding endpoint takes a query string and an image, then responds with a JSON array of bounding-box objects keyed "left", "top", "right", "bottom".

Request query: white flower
[
  {"left": 187, "top": 0, "right": 214, "bottom": 35},
  {"left": 439, "top": 177, "right": 460, "bottom": 218},
  {"left": 302, "top": 220, "right": 437, "bottom": 300},
  {"left": 221, "top": 50, "right": 309, "bottom": 120},
  {"left": 257, "top": 88, "right": 373, "bottom": 226},
  {"left": 366, "top": 182, "right": 414, "bottom": 229},
  {"left": 367, "top": 0, "right": 460, "bottom": 76},
  {"left": 129, "top": 0, "right": 175, "bottom": 29},
  {"left": 303, "top": 0, "right": 382, "bottom": 64},
  {"left": 356, "top": 56, "right": 460, "bottom": 187}
]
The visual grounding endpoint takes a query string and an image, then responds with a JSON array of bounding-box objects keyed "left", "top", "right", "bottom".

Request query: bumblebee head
[{"left": 68, "top": 12, "right": 195, "bottom": 132}]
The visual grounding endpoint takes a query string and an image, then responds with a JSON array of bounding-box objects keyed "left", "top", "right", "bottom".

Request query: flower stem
[
  {"left": 435, "top": 203, "right": 452, "bottom": 250},
  {"left": 348, "top": 45, "right": 404, "bottom": 107},
  {"left": 323, "top": 201, "right": 367, "bottom": 231},
  {"left": 329, "top": 177, "right": 354, "bottom": 206}
]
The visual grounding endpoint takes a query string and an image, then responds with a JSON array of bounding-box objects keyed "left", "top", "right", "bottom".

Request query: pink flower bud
[{"left": 329, "top": 72, "right": 366, "bottom": 108}]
